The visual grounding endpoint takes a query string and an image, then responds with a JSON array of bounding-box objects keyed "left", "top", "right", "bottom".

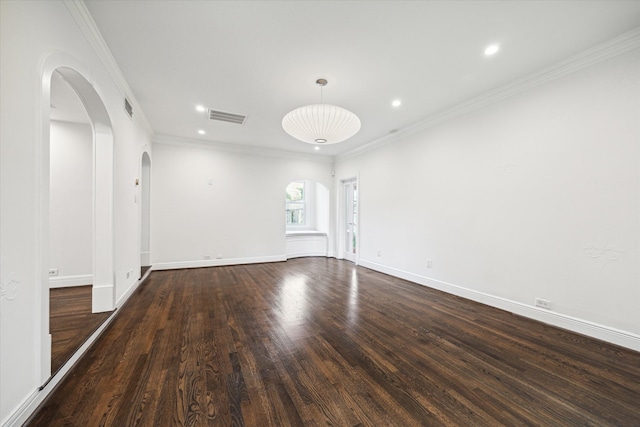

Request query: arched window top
[
  {"left": 286, "top": 181, "right": 306, "bottom": 227},
  {"left": 285, "top": 180, "right": 329, "bottom": 233}
]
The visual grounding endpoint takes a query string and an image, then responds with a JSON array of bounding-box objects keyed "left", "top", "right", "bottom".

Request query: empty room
[{"left": 1, "top": 1, "right": 639, "bottom": 426}]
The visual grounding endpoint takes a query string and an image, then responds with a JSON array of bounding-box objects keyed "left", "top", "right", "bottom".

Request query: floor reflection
[
  {"left": 279, "top": 275, "right": 308, "bottom": 335},
  {"left": 347, "top": 268, "right": 359, "bottom": 327}
]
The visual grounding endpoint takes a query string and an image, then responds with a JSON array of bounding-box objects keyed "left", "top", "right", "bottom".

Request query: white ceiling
[{"left": 84, "top": 1, "right": 640, "bottom": 157}]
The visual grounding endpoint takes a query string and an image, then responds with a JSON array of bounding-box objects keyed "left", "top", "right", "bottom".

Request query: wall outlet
[
  {"left": 48, "top": 268, "right": 59, "bottom": 276},
  {"left": 377, "top": 249, "right": 382, "bottom": 257},
  {"left": 204, "top": 255, "right": 211, "bottom": 260},
  {"left": 535, "top": 298, "right": 552, "bottom": 310},
  {"left": 216, "top": 254, "right": 223, "bottom": 259},
  {"left": 427, "top": 260, "right": 432, "bottom": 268},
  {"left": 126, "top": 271, "right": 130, "bottom": 278}
]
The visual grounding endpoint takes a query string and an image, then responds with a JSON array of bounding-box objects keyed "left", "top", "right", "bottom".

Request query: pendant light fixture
[{"left": 282, "top": 78, "right": 361, "bottom": 145}]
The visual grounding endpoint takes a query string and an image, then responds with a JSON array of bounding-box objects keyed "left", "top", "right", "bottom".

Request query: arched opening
[
  {"left": 39, "top": 63, "right": 115, "bottom": 381},
  {"left": 285, "top": 180, "right": 330, "bottom": 259},
  {"left": 49, "top": 71, "right": 108, "bottom": 374},
  {"left": 139, "top": 152, "right": 151, "bottom": 278}
]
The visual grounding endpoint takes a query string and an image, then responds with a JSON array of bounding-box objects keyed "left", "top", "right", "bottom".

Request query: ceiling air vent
[
  {"left": 124, "top": 98, "right": 133, "bottom": 118},
  {"left": 208, "top": 109, "right": 247, "bottom": 125}
]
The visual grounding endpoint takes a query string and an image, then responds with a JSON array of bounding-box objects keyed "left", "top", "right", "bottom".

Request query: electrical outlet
[
  {"left": 427, "top": 260, "right": 432, "bottom": 268},
  {"left": 48, "top": 268, "right": 59, "bottom": 276},
  {"left": 377, "top": 249, "right": 382, "bottom": 257},
  {"left": 535, "top": 298, "right": 552, "bottom": 309},
  {"left": 126, "top": 271, "right": 130, "bottom": 278},
  {"left": 204, "top": 255, "right": 211, "bottom": 260},
  {"left": 216, "top": 254, "right": 223, "bottom": 259}
]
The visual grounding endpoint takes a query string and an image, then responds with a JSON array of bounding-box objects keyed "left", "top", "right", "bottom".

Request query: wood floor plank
[
  {"left": 49, "top": 286, "right": 112, "bottom": 374},
  {"left": 29, "top": 258, "right": 640, "bottom": 426}
]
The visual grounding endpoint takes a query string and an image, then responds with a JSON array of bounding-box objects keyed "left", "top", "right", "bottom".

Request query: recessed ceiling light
[
  {"left": 392, "top": 99, "right": 402, "bottom": 108},
  {"left": 314, "top": 146, "right": 320, "bottom": 151},
  {"left": 196, "top": 105, "right": 206, "bottom": 112},
  {"left": 198, "top": 130, "right": 205, "bottom": 135},
  {"left": 484, "top": 44, "right": 500, "bottom": 56}
]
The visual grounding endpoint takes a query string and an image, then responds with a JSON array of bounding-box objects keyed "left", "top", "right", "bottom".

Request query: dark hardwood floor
[
  {"left": 31, "top": 258, "right": 640, "bottom": 426},
  {"left": 49, "top": 286, "right": 112, "bottom": 374}
]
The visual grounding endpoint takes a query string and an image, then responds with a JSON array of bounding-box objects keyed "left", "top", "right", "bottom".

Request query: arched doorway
[
  {"left": 139, "top": 152, "right": 151, "bottom": 277},
  {"left": 39, "top": 61, "right": 115, "bottom": 381},
  {"left": 284, "top": 179, "right": 330, "bottom": 259}
]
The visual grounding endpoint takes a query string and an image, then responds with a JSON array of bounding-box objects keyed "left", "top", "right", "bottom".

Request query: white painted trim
[
  {"left": 153, "top": 255, "right": 286, "bottom": 271},
  {"left": 154, "top": 134, "right": 335, "bottom": 163},
  {"left": 338, "top": 177, "right": 359, "bottom": 264},
  {"left": 339, "top": 28, "right": 640, "bottom": 161},
  {"left": 286, "top": 252, "right": 328, "bottom": 260},
  {"left": 141, "top": 252, "right": 151, "bottom": 267},
  {"left": 285, "top": 231, "right": 327, "bottom": 237},
  {"left": 358, "top": 259, "right": 640, "bottom": 352},
  {"left": 49, "top": 274, "right": 92, "bottom": 288},
  {"left": 115, "top": 268, "right": 151, "bottom": 308},
  {"left": 61, "top": 0, "right": 154, "bottom": 136},
  {"left": 91, "top": 284, "right": 114, "bottom": 313}
]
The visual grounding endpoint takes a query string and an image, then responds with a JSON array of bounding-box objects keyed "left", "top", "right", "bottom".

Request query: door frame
[
  {"left": 139, "top": 150, "right": 151, "bottom": 276},
  {"left": 339, "top": 176, "right": 359, "bottom": 264}
]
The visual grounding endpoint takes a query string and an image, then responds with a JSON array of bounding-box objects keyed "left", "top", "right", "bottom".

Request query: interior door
[{"left": 343, "top": 180, "right": 358, "bottom": 262}]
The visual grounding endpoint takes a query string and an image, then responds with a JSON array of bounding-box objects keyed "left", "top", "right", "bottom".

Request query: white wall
[
  {"left": 336, "top": 48, "right": 640, "bottom": 348},
  {"left": 49, "top": 121, "right": 93, "bottom": 286},
  {"left": 315, "top": 182, "right": 330, "bottom": 234},
  {"left": 151, "top": 139, "right": 334, "bottom": 269},
  {"left": 0, "top": 1, "right": 153, "bottom": 423}
]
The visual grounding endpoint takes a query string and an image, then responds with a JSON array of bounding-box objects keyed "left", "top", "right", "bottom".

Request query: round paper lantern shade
[{"left": 282, "top": 103, "right": 361, "bottom": 145}]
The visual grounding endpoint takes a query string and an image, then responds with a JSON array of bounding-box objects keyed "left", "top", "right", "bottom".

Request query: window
[
  {"left": 285, "top": 180, "right": 329, "bottom": 234},
  {"left": 286, "top": 181, "right": 306, "bottom": 226}
]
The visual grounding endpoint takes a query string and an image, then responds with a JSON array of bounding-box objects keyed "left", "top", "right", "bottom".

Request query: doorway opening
[
  {"left": 140, "top": 152, "right": 151, "bottom": 278},
  {"left": 40, "top": 64, "right": 115, "bottom": 382},
  {"left": 49, "top": 71, "right": 112, "bottom": 374},
  {"left": 342, "top": 178, "right": 358, "bottom": 263}
]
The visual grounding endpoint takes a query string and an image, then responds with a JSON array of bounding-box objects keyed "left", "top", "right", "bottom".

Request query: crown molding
[
  {"left": 154, "top": 134, "right": 336, "bottom": 163},
  {"left": 62, "top": 0, "right": 154, "bottom": 136},
  {"left": 338, "top": 27, "right": 640, "bottom": 161}
]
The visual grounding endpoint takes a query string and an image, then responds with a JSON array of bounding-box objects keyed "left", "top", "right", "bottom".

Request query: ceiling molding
[
  {"left": 62, "top": 0, "right": 154, "bottom": 136},
  {"left": 338, "top": 27, "right": 640, "bottom": 161},
  {"left": 153, "top": 134, "right": 335, "bottom": 164}
]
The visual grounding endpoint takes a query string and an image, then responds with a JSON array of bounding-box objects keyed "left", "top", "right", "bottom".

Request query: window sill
[{"left": 286, "top": 230, "right": 327, "bottom": 237}]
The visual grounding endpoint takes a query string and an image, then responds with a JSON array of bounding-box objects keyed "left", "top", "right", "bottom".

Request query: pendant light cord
[{"left": 316, "top": 78, "right": 327, "bottom": 105}]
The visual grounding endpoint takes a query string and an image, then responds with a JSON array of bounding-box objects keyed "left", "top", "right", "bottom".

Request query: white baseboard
[
  {"left": 286, "top": 252, "right": 328, "bottom": 259},
  {"left": 358, "top": 259, "right": 640, "bottom": 352},
  {"left": 153, "top": 255, "right": 286, "bottom": 271},
  {"left": 91, "top": 284, "right": 114, "bottom": 313},
  {"left": 115, "top": 266, "right": 152, "bottom": 308},
  {"left": 49, "top": 274, "right": 92, "bottom": 288}
]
